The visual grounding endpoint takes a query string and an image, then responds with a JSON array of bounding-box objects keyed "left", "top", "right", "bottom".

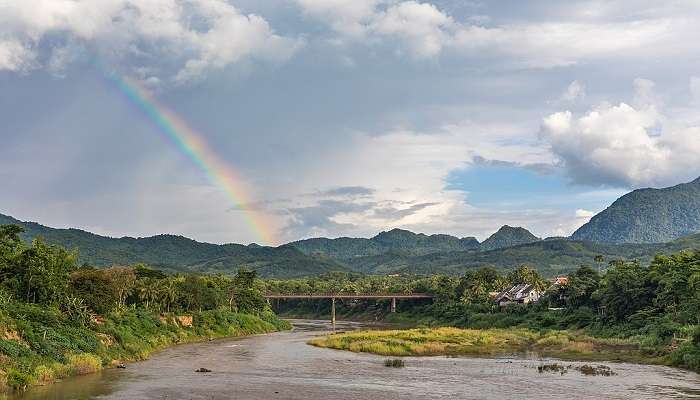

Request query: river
[{"left": 12, "top": 319, "right": 700, "bottom": 400}]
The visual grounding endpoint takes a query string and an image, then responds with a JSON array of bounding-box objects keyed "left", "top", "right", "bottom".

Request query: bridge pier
[
  {"left": 331, "top": 297, "right": 336, "bottom": 326},
  {"left": 390, "top": 297, "right": 396, "bottom": 313}
]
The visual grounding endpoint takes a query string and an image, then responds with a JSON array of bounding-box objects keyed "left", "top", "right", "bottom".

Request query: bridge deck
[{"left": 264, "top": 293, "right": 434, "bottom": 299}]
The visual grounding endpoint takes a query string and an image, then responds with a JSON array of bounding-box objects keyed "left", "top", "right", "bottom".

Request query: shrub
[
  {"left": 6, "top": 369, "right": 32, "bottom": 391},
  {"left": 34, "top": 365, "right": 55, "bottom": 385},
  {"left": 0, "top": 370, "right": 7, "bottom": 393},
  {"left": 0, "top": 338, "right": 31, "bottom": 358},
  {"left": 384, "top": 359, "right": 405, "bottom": 368},
  {"left": 67, "top": 353, "right": 102, "bottom": 375}
]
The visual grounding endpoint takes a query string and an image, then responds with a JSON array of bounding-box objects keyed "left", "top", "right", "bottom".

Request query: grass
[
  {"left": 308, "top": 327, "right": 656, "bottom": 364},
  {"left": 0, "top": 304, "right": 290, "bottom": 394}
]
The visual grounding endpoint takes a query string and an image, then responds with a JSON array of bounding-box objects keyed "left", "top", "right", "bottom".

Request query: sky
[{"left": 1, "top": 0, "right": 700, "bottom": 245}]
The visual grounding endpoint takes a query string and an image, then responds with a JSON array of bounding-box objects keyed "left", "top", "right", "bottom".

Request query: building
[
  {"left": 552, "top": 276, "right": 569, "bottom": 286},
  {"left": 493, "top": 284, "right": 543, "bottom": 307}
]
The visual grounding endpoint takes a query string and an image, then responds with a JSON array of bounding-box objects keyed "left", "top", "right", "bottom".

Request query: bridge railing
[{"left": 263, "top": 293, "right": 434, "bottom": 299}]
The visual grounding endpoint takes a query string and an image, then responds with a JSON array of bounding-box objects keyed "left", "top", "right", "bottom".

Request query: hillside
[
  {"left": 0, "top": 213, "right": 349, "bottom": 279},
  {"left": 344, "top": 234, "right": 700, "bottom": 277},
  {"left": 572, "top": 177, "right": 700, "bottom": 243},
  {"left": 480, "top": 225, "right": 541, "bottom": 250},
  {"left": 3, "top": 211, "right": 700, "bottom": 279},
  {"left": 291, "top": 228, "right": 480, "bottom": 259}
]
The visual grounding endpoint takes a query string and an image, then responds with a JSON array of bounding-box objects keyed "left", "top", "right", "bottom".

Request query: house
[
  {"left": 493, "top": 284, "right": 543, "bottom": 307},
  {"left": 552, "top": 276, "right": 569, "bottom": 286}
]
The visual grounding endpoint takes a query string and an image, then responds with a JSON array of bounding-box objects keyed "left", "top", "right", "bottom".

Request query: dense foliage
[
  {"left": 0, "top": 224, "right": 288, "bottom": 393},
  {"left": 267, "top": 254, "right": 700, "bottom": 372}
]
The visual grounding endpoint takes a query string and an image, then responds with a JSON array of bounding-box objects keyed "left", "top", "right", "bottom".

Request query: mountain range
[{"left": 2, "top": 177, "right": 700, "bottom": 278}]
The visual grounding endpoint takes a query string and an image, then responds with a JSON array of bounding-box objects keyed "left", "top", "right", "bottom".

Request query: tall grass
[{"left": 309, "top": 327, "right": 649, "bottom": 363}]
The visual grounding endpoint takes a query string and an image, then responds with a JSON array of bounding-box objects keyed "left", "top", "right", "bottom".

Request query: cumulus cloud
[
  {"left": 540, "top": 80, "right": 700, "bottom": 188},
  {"left": 297, "top": 0, "right": 456, "bottom": 58},
  {"left": 0, "top": 0, "right": 300, "bottom": 82}
]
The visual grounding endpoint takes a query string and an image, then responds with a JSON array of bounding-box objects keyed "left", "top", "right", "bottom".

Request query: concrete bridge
[{"left": 264, "top": 293, "right": 434, "bottom": 325}]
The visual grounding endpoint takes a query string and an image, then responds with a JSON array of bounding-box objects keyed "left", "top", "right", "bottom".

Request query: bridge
[{"left": 264, "top": 293, "right": 434, "bottom": 325}]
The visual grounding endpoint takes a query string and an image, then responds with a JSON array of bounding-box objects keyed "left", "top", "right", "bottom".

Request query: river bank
[
  {"left": 9, "top": 319, "right": 700, "bottom": 400},
  {"left": 0, "top": 303, "right": 289, "bottom": 395},
  {"left": 308, "top": 327, "right": 666, "bottom": 365}
]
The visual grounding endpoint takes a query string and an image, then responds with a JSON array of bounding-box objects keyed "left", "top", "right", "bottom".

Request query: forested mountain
[
  {"left": 291, "top": 228, "right": 480, "bottom": 259},
  {"left": 342, "top": 234, "right": 700, "bottom": 277},
  {"left": 480, "top": 225, "right": 541, "bottom": 250},
  {"left": 3, "top": 207, "right": 700, "bottom": 278},
  {"left": 572, "top": 177, "right": 700, "bottom": 243},
  {"left": 0, "top": 213, "right": 349, "bottom": 279}
]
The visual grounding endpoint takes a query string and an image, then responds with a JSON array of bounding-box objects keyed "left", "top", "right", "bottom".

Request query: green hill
[
  {"left": 480, "top": 225, "right": 541, "bottom": 250},
  {"left": 572, "top": 177, "right": 700, "bottom": 243},
  {"left": 0, "top": 213, "right": 349, "bottom": 279},
  {"left": 291, "top": 228, "right": 480, "bottom": 259},
  {"left": 3, "top": 211, "right": 700, "bottom": 279},
  {"left": 343, "top": 234, "right": 700, "bottom": 277}
]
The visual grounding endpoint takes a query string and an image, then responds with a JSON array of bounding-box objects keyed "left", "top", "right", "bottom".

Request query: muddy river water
[{"left": 12, "top": 319, "right": 700, "bottom": 399}]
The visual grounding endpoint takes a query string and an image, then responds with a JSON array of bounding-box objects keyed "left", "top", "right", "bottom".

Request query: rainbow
[{"left": 109, "top": 75, "right": 276, "bottom": 245}]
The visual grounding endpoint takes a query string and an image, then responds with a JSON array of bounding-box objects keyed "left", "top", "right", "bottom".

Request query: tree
[
  {"left": 456, "top": 267, "right": 503, "bottom": 304},
  {"left": 507, "top": 265, "right": 548, "bottom": 292},
  {"left": 594, "top": 255, "right": 605, "bottom": 274},
  {"left": 594, "top": 260, "right": 652, "bottom": 322},
  {"left": 103, "top": 266, "right": 136, "bottom": 309},
  {"left": 70, "top": 267, "right": 120, "bottom": 314},
  {"left": 10, "top": 238, "right": 77, "bottom": 305},
  {"left": 561, "top": 265, "right": 600, "bottom": 308},
  {"left": 232, "top": 269, "right": 266, "bottom": 314}
]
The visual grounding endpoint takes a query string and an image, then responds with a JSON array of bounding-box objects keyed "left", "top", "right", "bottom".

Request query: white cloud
[
  {"left": 296, "top": 0, "right": 695, "bottom": 66},
  {"left": 540, "top": 80, "right": 700, "bottom": 188},
  {"left": 0, "top": 38, "right": 36, "bottom": 71},
  {"left": 297, "top": 0, "right": 456, "bottom": 58},
  {"left": 0, "top": 0, "right": 301, "bottom": 82},
  {"left": 451, "top": 20, "right": 674, "bottom": 68},
  {"left": 575, "top": 209, "right": 595, "bottom": 218},
  {"left": 262, "top": 120, "right": 556, "bottom": 241},
  {"left": 560, "top": 80, "right": 585, "bottom": 103},
  {"left": 373, "top": 1, "right": 454, "bottom": 57},
  {"left": 297, "top": 0, "right": 381, "bottom": 37}
]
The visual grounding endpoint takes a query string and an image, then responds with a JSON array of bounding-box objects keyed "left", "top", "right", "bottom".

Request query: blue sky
[{"left": 1, "top": 0, "right": 700, "bottom": 244}]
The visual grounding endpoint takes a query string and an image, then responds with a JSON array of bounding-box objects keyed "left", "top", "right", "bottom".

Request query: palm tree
[
  {"left": 594, "top": 255, "right": 605, "bottom": 274},
  {"left": 161, "top": 279, "right": 178, "bottom": 313}
]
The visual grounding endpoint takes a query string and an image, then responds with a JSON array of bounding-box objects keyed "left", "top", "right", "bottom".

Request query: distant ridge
[
  {"left": 480, "top": 225, "right": 541, "bottom": 251},
  {"left": 291, "top": 228, "right": 481, "bottom": 259},
  {"left": 572, "top": 177, "right": 700, "bottom": 243},
  {"left": 0, "top": 213, "right": 349, "bottom": 279}
]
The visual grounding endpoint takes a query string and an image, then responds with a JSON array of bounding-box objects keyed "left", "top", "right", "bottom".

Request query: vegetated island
[
  {"left": 297, "top": 248, "right": 700, "bottom": 373},
  {"left": 308, "top": 327, "right": 656, "bottom": 364}
]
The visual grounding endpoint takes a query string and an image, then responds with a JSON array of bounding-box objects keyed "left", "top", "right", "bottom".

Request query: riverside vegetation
[
  {"left": 0, "top": 225, "right": 289, "bottom": 394},
  {"left": 271, "top": 254, "right": 700, "bottom": 372}
]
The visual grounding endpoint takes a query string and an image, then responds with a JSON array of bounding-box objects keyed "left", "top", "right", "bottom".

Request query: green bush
[
  {"left": 6, "top": 369, "right": 32, "bottom": 391},
  {"left": 0, "top": 339, "right": 31, "bottom": 358}
]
